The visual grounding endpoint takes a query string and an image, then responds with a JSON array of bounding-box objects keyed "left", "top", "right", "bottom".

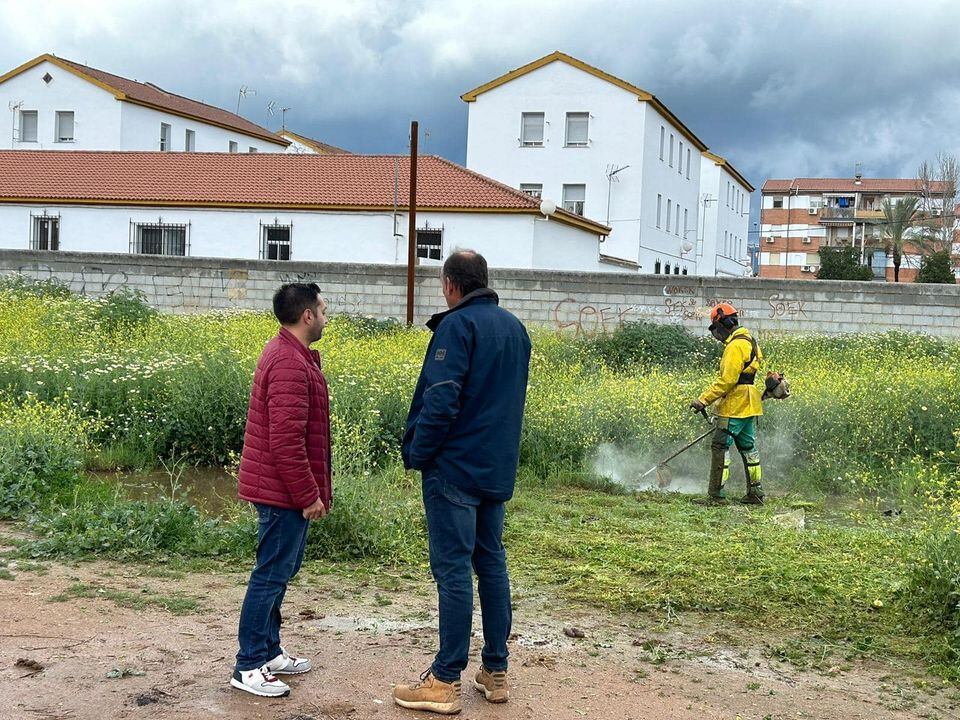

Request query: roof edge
[
  {"left": 460, "top": 50, "right": 708, "bottom": 152},
  {"left": 702, "top": 151, "right": 754, "bottom": 192}
]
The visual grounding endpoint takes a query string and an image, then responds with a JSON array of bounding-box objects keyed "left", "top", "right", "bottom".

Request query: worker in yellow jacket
[{"left": 689, "top": 303, "right": 764, "bottom": 504}]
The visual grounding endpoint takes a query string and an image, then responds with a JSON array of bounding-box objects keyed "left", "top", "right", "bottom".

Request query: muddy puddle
[{"left": 96, "top": 466, "right": 242, "bottom": 517}]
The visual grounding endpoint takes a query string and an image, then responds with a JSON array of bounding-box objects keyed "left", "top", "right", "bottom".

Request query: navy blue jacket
[{"left": 401, "top": 288, "right": 531, "bottom": 501}]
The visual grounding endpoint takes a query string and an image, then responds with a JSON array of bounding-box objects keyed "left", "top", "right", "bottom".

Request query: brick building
[{"left": 759, "top": 177, "right": 953, "bottom": 281}]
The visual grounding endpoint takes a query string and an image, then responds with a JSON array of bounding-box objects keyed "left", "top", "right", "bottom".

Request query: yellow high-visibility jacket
[{"left": 698, "top": 327, "right": 763, "bottom": 418}]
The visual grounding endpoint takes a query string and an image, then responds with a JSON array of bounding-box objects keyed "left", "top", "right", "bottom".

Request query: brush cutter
[{"left": 638, "top": 408, "right": 715, "bottom": 489}]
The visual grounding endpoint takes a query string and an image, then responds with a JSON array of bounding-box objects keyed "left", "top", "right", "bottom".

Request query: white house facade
[
  {"left": 463, "top": 51, "right": 753, "bottom": 278},
  {"left": 280, "top": 130, "right": 350, "bottom": 155},
  {"left": 0, "top": 151, "right": 613, "bottom": 273},
  {"left": 698, "top": 152, "right": 753, "bottom": 277},
  {"left": 0, "top": 54, "right": 288, "bottom": 153}
]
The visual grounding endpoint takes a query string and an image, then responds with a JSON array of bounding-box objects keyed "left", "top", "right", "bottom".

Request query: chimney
[{"left": 854, "top": 162, "right": 863, "bottom": 185}]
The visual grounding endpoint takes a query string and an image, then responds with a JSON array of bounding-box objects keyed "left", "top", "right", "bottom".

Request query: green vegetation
[
  {"left": 0, "top": 277, "right": 958, "bottom": 676},
  {"left": 916, "top": 250, "right": 957, "bottom": 284},
  {"left": 816, "top": 246, "right": 875, "bottom": 281}
]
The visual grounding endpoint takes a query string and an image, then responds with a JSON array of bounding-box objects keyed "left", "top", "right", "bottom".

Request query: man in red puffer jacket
[{"left": 231, "top": 282, "right": 332, "bottom": 699}]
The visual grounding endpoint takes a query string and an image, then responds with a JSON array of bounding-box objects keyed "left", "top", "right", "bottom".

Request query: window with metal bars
[
  {"left": 130, "top": 221, "right": 189, "bottom": 256},
  {"left": 416, "top": 228, "right": 443, "bottom": 261},
  {"left": 30, "top": 214, "right": 60, "bottom": 250},
  {"left": 261, "top": 224, "right": 292, "bottom": 260}
]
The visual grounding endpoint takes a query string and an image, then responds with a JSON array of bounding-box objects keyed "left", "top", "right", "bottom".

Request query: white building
[
  {"left": 0, "top": 150, "right": 613, "bottom": 272},
  {"left": 698, "top": 151, "right": 754, "bottom": 277},
  {"left": 280, "top": 130, "right": 351, "bottom": 155},
  {"left": 0, "top": 54, "right": 288, "bottom": 153},
  {"left": 463, "top": 51, "right": 748, "bottom": 277}
]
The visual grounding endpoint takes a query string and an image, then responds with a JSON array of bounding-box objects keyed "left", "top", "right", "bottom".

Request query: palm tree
[{"left": 881, "top": 197, "right": 921, "bottom": 282}]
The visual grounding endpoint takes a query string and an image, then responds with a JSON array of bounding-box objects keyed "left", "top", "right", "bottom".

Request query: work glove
[{"left": 689, "top": 399, "right": 705, "bottom": 413}]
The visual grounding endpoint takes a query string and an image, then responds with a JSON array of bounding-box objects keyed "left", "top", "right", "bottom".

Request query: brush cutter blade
[{"left": 655, "top": 464, "right": 673, "bottom": 489}]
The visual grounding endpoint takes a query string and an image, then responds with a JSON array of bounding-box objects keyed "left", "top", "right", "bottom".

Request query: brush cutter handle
[{"left": 698, "top": 407, "right": 710, "bottom": 423}]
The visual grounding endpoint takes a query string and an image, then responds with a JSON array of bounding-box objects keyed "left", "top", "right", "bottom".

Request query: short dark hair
[
  {"left": 273, "top": 283, "right": 322, "bottom": 325},
  {"left": 442, "top": 250, "right": 488, "bottom": 295}
]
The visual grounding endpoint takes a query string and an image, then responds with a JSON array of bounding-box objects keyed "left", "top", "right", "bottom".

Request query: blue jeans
[
  {"left": 235, "top": 503, "right": 310, "bottom": 672},
  {"left": 422, "top": 470, "right": 512, "bottom": 683}
]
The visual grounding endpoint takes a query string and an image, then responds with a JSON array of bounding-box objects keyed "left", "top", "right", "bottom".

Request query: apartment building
[
  {"left": 463, "top": 51, "right": 748, "bottom": 276},
  {"left": 699, "top": 151, "right": 754, "bottom": 276},
  {"left": 0, "top": 54, "right": 288, "bottom": 153},
  {"left": 759, "top": 176, "right": 951, "bottom": 281}
]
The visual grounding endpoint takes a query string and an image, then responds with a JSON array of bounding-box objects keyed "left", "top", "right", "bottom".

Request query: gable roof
[
  {"left": 461, "top": 50, "right": 708, "bottom": 152},
  {"left": 280, "top": 130, "right": 351, "bottom": 154},
  {"left": 0, "top": 151, "right": 609, "bottom": 235},
  {"left": 762, "top": 178, "right": 952, "bottom": 194},
  {"left": 0, "top": 54, "right": 289, "bottom": 147},
  {"left": 702, "top": 151, "right": 755, "bottom": 193}
]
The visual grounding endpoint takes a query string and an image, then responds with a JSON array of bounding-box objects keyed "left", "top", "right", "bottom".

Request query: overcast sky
[{"left": 3, "top": 0, "right": 960, "bottom": 196}]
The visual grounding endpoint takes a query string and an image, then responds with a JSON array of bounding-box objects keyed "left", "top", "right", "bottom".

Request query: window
[
  {"left": 683, "top": 208, "right": 688, "bottom": 237},
  {"left": 229, "top": 141, "right": 238, "bottom": 153},
  {"left": 565, "top": 112, "right": 589, "bottom": 147},
  {"left": 659, "top": 126, "right": 665, "bottom": 160},
  {"left": 669, "top": 134, "right": 674, "bottom": 167},
  {"left": 520, "top": 183, "right": 543, "bottom": 198},
  {"left": 654, "top": 259, "right": 662, "bottom": 273},
  {"left": 55, "top": 111, "right": 74, "bottom": 142},
  {"left": 656, "top": 194, "right": 662, "bottom": 228},
  {"left": 31, "top": 214, "right": 59, "bottom": 250},
  {"left": 678, "top": 141, "right": 683, "bottom": 174},
  {"left": 686, "top": 148, "right": 691, "bottom": 179},
  {"left": 160, "top": 123, "right": 172, "bottom": 151},
  {"left": 665, "top": 262, "right": 671, "bottom": 274},
  {"left": 19, "top": 110, "right": 37, "bottom": 142},
  {"left": 416, "top": 228, "right": 443, "bottom": 261},
  {"left": 248, "top": 146, "right": 258, "bottom": 153},
  {"left": 682, "top": 267, "right": 688, "bottom": 275},
  {"left": 261, "top": 224, "right": 292, "bottom": 260},
  {"left": 562, "top": 184, "right": 585, "bottom": 215},
  {"left": 666, "top": 199, "right": 672, "bottom": 232},
  {"left": 520, "top": 112, "right": 545, "bottom": 146},
  {"left": 773, "top": 196, "right": 783, "bottom": 208},
  {"left": 675, "top": 205, "right": 680, "bottom": 235},
  {"left": 673, "top": 265, "right": 680, "bottom": 275},
  {"left": 131, "top": 222, "right": 188, "bottom": 256},
  {"left": 724, "top": 230, "right": 728, "bottom": 256},
  {"left": 185, "top": 129, "right": 196, "bottom": 152}
]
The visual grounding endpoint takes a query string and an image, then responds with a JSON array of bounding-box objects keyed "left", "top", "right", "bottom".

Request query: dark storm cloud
[{"left": 3, "top": 0, "right": 959, "bottom": 190}]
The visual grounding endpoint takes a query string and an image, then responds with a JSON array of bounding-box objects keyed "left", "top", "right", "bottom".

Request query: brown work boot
[
  {"left": 393, "top": 670, "right": 462, "bottom": 715},
  {"left": 473, "top": 665, "right": 509, "bottom": 703}
]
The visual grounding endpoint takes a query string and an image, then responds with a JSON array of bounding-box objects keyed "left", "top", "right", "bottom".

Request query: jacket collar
[
  {"left": 426, "top": 287, "right": 499, "bottom": 331},
  {"left": 278, "top": 326, "right": 322, "bottom": 366}
]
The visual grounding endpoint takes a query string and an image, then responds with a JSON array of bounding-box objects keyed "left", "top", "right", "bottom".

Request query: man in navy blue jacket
[{"left": 394, "top": 250, "right": 531, "bottom": 715}]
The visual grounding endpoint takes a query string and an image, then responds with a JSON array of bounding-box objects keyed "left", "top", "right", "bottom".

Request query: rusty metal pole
[{"left": 406, "top": 121, "right": 418, "bottom": 326}]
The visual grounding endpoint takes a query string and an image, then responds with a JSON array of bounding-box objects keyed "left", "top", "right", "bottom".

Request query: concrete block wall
[{"left": 2, "top": 249, "right": 960, "bottom": 336}]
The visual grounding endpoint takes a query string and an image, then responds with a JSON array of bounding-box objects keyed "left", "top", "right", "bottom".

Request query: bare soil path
[{"left": 0, "top": 550, "right": 956, "bottom": 720}]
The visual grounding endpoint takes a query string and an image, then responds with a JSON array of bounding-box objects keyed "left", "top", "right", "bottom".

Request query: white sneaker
[
  {"left": 265, "top": 646, "right": 312, "bottom": 675},
  {"left": 230, "top": 666, "right": 291, "bottom": 697}
]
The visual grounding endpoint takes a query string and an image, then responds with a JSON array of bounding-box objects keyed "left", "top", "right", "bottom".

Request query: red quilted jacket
[{"left": 238, "top": 327, "right": 332, "bottom": 510}]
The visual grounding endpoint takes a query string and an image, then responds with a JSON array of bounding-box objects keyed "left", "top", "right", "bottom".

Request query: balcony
[
  {"left": 854, "top": 209, "right": 884, "bottom": 220},
  {"left": 818, "top": 207, "right": 854, "bottom": 224}
]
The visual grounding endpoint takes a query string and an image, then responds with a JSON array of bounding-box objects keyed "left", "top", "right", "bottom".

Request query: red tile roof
[
  {"left": 0, "top": 54, "right": 288, "bottom": 146},
  {"left": 762, "top": 178, "right": 952, "bottom": 194},
  {"left": 0, "top": 151, "right": 609, "bottom": 234}
]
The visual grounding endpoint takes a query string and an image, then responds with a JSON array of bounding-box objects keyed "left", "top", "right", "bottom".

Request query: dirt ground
[{"left": 0, "top": 547, "right": 956, "bottom": 720}]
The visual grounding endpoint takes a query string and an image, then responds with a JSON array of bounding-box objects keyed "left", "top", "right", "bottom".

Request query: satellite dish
[
  {"left": 681, "top": 240, "right": 694, "bottom": 253},
  {"left": 539, "top": 198, "right": 557, "bottom": 217}
]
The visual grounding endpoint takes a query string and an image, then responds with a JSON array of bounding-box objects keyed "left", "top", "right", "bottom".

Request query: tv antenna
[
  {"left": 605, "top": 164, "right": 630, "bottom": 225},
  {"left": 236, "top": 85, "right": 256, "bottom": 114},
  {"left": 281, "top": 107, "right": 291, "bottom": 131}
]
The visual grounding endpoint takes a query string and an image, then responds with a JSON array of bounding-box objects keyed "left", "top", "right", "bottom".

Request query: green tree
[
  {"left": 816, "top": 246, "right": 874, "bottom": 281},
  {"left": 915, "top": 250, "right": 957, "bottom": 284},
  {"left": 881, "top": 197, "right": 922, "bottom": 282}
]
